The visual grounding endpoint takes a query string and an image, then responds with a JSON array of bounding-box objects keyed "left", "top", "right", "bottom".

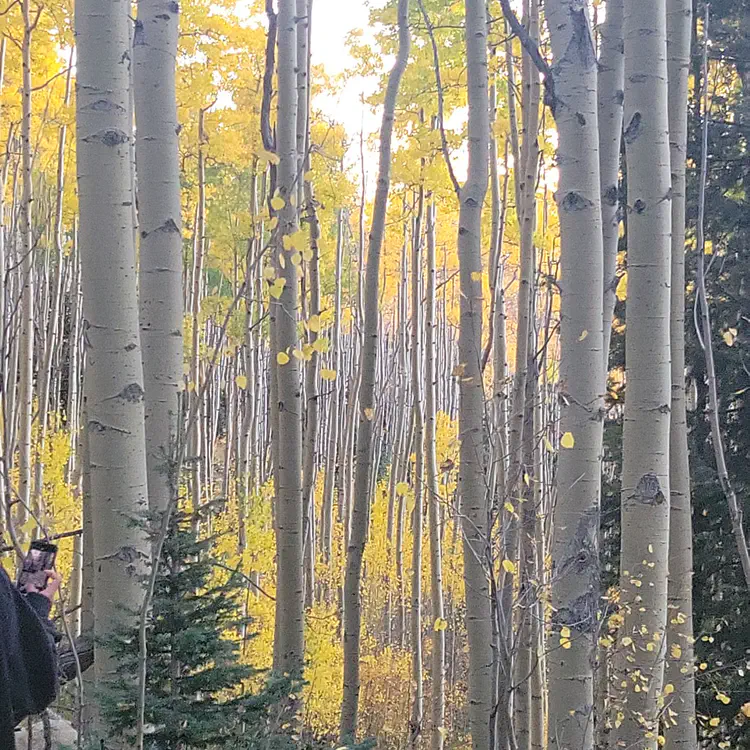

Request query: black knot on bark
[
  {"left": 630, "top": 472, "right": 666, "bottom": 506},
  {"left": 560, "top": 191, "right": 593, "bottom": 212},
  {"left": 118, "top": 383, "right": 145, "bottom": 403},
  {"left": 624, "top": 112, "right": 642, "bottom": 144},
  {"left": 633, "top": 199, "right": 647, "bottom": 214},
  {"left": 603, "top": 184, "right": 618, "bottom": 207}
]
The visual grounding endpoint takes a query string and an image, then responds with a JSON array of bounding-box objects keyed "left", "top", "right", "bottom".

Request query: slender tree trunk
[
  {"left": 613, "top": 1, "right": 673, "bottom": 746},
  {"left": 456, "top": 3, "right": 491, "bottom": 749},
  {"left": 409, "top": 186, "right": 425, "bottom": 749},
  {"left": 542, "top": 3, "right": 604, "bottom": 750},
  {"left": 425, "top": 198, "right": 445, "bottom": 750},
  {"left": 321, "top": 209, "right": 343, "bottom": 570},
  {"left": 189, "top": 109, "right": 207, "bottom": 517},
  {"left": 75, "top": 0, "right": 151, "bottom": 742},
  {"left": 664, "top": 1, "right": 698, "bottom": 747},
  {"left": 133, "top": 0, "right": 183, "bottom": 516},
  {"left": 16, "top": 0, "right": 35, "bottom": 530},
  {"left": 599, "top": 0, "right": 625, "bottom": 365},
  {"left": 339, "top": 1, "right": 410, "bottom": 740},
  {"left": 273, "top": 0, "right": 305, "bottom": 677}
]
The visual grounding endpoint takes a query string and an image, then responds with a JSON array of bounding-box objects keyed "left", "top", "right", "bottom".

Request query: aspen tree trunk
[
  {"left": 34, "top": 57, "right": 72, "bottom": 513},
  {"left": 456, "top": 3, "right": 491, "bottom": 749},
  {"left": 75, "top": 0, "right": 151, "bottom": 743},
  {"left": 500, "top": 0, "right": 540, "bottom": 648},
  {"left": 599, "top": 0, "right": 625, "bottom": 364},
  {"left": 339, "top": 1, "right": 410, "bottom": 740},
  {"left": 297, "top": 0, "right": 318, "bottom": 611},
  {"left": 409, "top": 186, "right": 425, "bottom": 749},
  {"left": 17, "top": 0, "right": 35, "bottom": 529},
  {"left": 321, "top": 209, "right": 343, "bottom": 568},
  {"left": 614, "top": 0, "right": 673, "bottom": 746},
  {"left": 273, "top": 0, "right": 304, "bottom": 677},
  {"left": 664, "top": 2, "right": 698, "bottom": 747},
  {"left": 542, "top": 3, "right": 604, "bottom": 749},
  {"left": 425, "top": 198, "right": 445, "bottom": 750},
  {"left": 133, "top": 0, "right": 183, "bottom": 516},
  {"left": 189, "top": 110, "right": 207, "bottom": 516}
]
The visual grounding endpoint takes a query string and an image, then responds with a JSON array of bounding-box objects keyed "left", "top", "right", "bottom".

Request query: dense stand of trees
[{"left": 0, "top": 0, "right": 748, "bottom": 749}]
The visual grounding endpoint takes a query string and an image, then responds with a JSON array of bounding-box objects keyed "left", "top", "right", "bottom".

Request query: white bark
[
  {"left": 614, "top": 0, "right": 673, "bottom": 746},
  {"left": 133, "top": 0, "right": 184, "bottom": 515},
  {"left": 542, "top": 3, "right": 604, "bottom": 750},
  {"left": 75, "top": 0, "right": 151, "bottom": 743}
]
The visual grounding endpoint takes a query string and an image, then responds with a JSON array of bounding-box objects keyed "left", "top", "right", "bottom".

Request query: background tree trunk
[
  {"left": 339, "top": 0, "right": 410, "bottom": 741},
  {"left": 133, "top": 0, "right": 184, "bottom": 517}
]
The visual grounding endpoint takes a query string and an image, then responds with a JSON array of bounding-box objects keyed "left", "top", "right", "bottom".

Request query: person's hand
[{"left": 26, "top": 570, "right": 62, "bottom": 602}]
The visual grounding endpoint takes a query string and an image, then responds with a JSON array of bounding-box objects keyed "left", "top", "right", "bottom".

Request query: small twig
[{"left": 416, "top": 0, "right": 460, "bottom": 195}]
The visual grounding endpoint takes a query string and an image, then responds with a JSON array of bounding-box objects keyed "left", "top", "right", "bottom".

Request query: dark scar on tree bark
[{"left": 629, "top": 472, "right": 666, "bottom": 505}]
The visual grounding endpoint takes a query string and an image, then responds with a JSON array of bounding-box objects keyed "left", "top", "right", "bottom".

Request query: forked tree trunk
[
  {"left": 614, "top": 1, "right": 673, "bottom": 747},
  {"left": 339, "top": 0, "right": 410, "bottom": 741},
  {"left": 75, "top": 0, "right": 151, "bottom": 743},
  {"left": 133, "top": 0, "right": 184, "bottom": 516},
  {"left": 664, "top": 1, "right": 698, "bottom": 747},
  {"left": 543, "top": 3, "right": 604, "bottom": 750}
]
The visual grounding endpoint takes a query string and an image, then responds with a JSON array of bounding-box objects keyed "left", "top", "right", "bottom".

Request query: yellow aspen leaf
[
  {"left": 616, "top": 272, "right": 628, "bottom": 301},
  {"left": 263, "top": 266, "right": 276, "bottom": 281},
  {"left": 717, "top": 693, "right": 731, "bottom": 705},
  {"left": 561, "top": 639, "right": 572, "bottom": 649},
  {"left": 321, "top": 369, "right": 337, "bottom": 381},
  {"left": 307, "top": 315, "right": 321, "bottom": 333},
  {"left": 282, "top": 230, "right": 306, "bottom": 252},
  {"left": 722, "top": 329, "right": 736, "bottom": 347},
  {"left": 258, "top": 148, "right": 280, "bottom": 166},
  {"left": 271, "top": 196, "right": 285, "bottom": 211},
  {"left": 560, "top": 432, "right": 575, "bottom": 449},
  {"left": 364, "top": 407, "right": 375, "bottom": 421},
  {"left": 471, "top": 271, "right": 482, "bottom": 282},
  {"left": 437, "top": 727, "right": 448, "bottom": 740},
  {"left": 302, "top": 248, "right": 314, "bottom": 262},
  {"left": 270, "top": 280, "right": 285, "bottom": 299},
  {"left": 292, "top": 349, "right": 306, "bottom": 361},
  {"left": 433, "top": 617, "right": 448, "bottom": 632},
  {"left": 709, "top": 717, "right": 721, "bottom": 727},
  {"left": 235, "top": 375, "right": 248, "bottom": 390},
  {"left": 303, "top": 170, "right": 314, "bottom": 181},
  {"left": 699, "top": 662, "right": 708, "bottom": 670},
  {"left": 657, "top": 737, "right": 666, "bottom": 747},
  {"left": 452, "top": 363, "right": 466, "bottom": 377},
  {"left": 313, "top": 337, "right": 330, "bottom": 354},
  {"left": 740, "top": 702, "right": 750, "bottom": 718},
  {"left": 502, "top": 559, "right": 516, "bottom": 575},
  {"left": 622, "top": 637, "right": 633, "bottom": 647},
  {"left": 663, "top": 684, "right": 674, "bottom": 695},
  {"left": 278, "top": 253, "right": 286, "bottom": 270},
  {"left": 277, "top": 351, "right": 290, "bottom": 365},
  {"left": 187, "top": 381, "right": 196, "bottom": 393},
  {"left": 671, "top": 644, "right": 682, "bottom": 659},
  {"left": 544, "top": 437, "right": 555, "bottom": 452},
  {"left": 268, "top": 216, "right": 279, "bottom": 230},
  {"left": 560, "top": 626, "right": 571, "bottom": 639},
  {"left": 579, "top": 330, "right": 589, "bottom": 341},
  {"left": 396, "top": 482, "right": 410, "bottom": 496},
  {"left": 504, "top": 501, "right": 514, "bottom": 514}
]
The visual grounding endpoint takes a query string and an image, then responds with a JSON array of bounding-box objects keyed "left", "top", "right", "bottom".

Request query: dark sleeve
[{"left": 24, "top": 593, "right": 62, "bottom": 644}]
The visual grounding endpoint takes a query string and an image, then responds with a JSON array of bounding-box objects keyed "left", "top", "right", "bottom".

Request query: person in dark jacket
[{"left": 0, "top": 565, "right": 61, "bottom": 748}]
